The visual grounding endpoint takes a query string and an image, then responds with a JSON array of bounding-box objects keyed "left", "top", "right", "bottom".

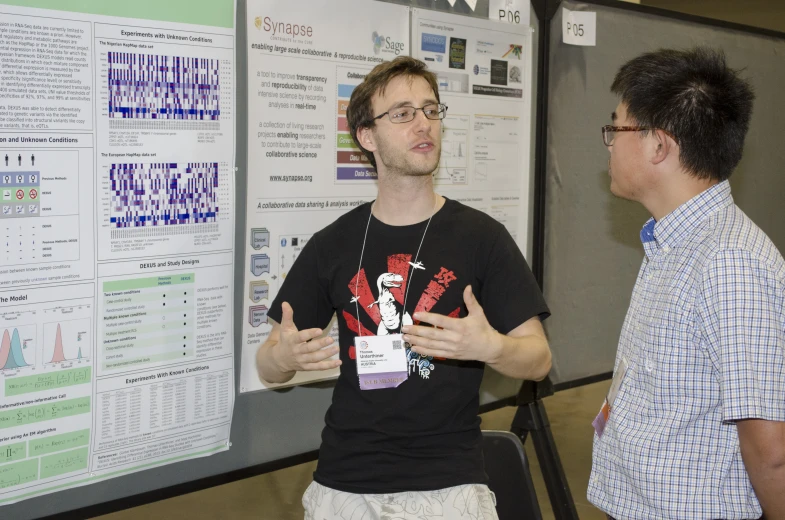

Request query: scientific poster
[
  {"left": 0, "top": 0, "right": 236, "bottom": 505},
  {"left": 240, "top": 0, "right": 409, "bottom": 392},
  {"left": 412, "top": 8, "right": 534, "bottom": 247}
]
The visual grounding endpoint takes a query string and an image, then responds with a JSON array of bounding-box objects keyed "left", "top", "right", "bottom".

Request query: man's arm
[
  {"left": 737, "top": 418, "right": 785, "bottom": 519},
  {"left": 402, "top": 285, "right": 552, "bottom": 381},
  {"left": 486, "top": 316, "right": 551, "bottom": 381},
  {"left": 256, "top": 302, "right": 340, "bottom": 384},
  {"left": 698, "top": 250, "right": 785, "bottom": 518}
]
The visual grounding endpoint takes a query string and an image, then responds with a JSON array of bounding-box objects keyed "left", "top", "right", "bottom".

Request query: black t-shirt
[{"left": 267, "top": 198, "right": 549, "bottom": 494}]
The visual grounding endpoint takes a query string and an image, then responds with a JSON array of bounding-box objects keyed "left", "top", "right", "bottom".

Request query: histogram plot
[
  {"left": 109, "top": 162, "right": 219, "bottom": 230},
  {"left": 0, "top": 324, "right": 36, "bottom": 371},
  {"left": 43, "top": 319, "right": 91, "bottom": 366},
  {"left": 107, "top": 52, "right": 220, "bottom": 122}
]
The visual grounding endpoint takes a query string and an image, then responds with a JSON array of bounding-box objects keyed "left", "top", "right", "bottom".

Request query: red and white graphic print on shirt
[{"left": 344, "top": 254, "right": 460, "bottom": 379}]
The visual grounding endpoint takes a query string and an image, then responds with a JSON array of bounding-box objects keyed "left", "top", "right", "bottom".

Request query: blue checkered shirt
[{"left": 588, "top": 181, "right": 785, "bottom": 520}]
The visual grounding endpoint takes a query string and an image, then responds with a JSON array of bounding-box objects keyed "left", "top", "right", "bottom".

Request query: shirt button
[{"left": 662, "top": 245, "right": 671, "bottom": 253}]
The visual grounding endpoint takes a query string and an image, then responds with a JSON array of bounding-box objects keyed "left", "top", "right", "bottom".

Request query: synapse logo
[{"left": 256, "top": 16, "right": 314, "bottom": 37}]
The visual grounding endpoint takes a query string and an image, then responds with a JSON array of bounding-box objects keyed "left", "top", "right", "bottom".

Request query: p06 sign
[{"left": 489, "top": 0, "right": 530, "bottom": 26}]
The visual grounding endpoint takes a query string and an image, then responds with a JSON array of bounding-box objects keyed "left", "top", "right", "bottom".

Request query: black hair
[{"left": 612, "top": 47, "right": 755, "bottom": 181}]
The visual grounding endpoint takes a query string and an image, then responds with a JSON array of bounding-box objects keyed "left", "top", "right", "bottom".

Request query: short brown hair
[{"left": 346, "top": 56, "right": 440, "bottom": 169}]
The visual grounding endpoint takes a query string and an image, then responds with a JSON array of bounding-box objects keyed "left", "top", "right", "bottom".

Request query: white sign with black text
[
  {"left": 489, "top": 0, "right": 530, "bottom": 27},
  {"left": 562, "top": 7, "right": 597, "bottom": 46}
]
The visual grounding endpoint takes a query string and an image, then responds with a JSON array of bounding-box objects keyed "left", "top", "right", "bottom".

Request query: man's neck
[
  {"left": 645, "top": 175, "right": 719, "bottom": 221},
  {"left": 373, "top": 172, "right": 442, "bottom": 226}
]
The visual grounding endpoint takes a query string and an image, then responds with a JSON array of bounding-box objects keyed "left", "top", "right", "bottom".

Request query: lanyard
[{"left": 354, "top": 194, "right": 438, "bottom": 333}]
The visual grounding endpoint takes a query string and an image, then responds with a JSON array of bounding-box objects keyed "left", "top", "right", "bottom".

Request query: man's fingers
[
  {"left": 291, "top": 337, "right": 335, "bottom": 363},
  {"left": 463, "top": 285, "right": 484, "bottom": 315},
  {"left": 293, "top": 335, "right": 334, "bottom": 353},
  {"left": 280, "top": 302, "right": 296, "bottom": 329},
  {"left": 411, "top": 312, "right": 457, "bottom": 330},
  {"left": 406, "top": 335, "right": 452, "bottom": 353},
  {"left": 292, "top": 327, "right": 325, "bottom": 344},
  {"left": 300, "top": 345, "right": 339, "bottom": 363},
  {"left": 291, "top": 339, "right": 339, "bottom": 367},
  {"left": 301, "top": 359, "right": 342, "bottom": 371},
  {"left": 410, "top": 346, "right": 451, "bottom": 359},
  {"left": 404, "top": 325, "right": 455, "bottom": 341}
]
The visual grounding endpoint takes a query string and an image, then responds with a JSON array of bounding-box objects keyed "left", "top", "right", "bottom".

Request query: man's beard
[{"left": 374, "top": 138, "right": 441, "bottom": 177}]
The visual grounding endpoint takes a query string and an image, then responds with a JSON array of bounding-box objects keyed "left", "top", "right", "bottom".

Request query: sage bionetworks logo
[
  {"left": 372, "top": 31, "right": 384, "bottom": 54},
  {"left": 372, "top": 31, "right": 404, "bottom": 55}
]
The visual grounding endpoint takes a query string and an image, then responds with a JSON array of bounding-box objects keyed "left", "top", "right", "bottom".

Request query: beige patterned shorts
[{"left": 302, "top": 480, "right": 499, "bottom": 520}]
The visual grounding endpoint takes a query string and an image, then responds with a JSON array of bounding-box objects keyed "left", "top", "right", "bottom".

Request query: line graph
[
  {"left": 0, "top": 324, "right": 36, "bottom": 371},
  {"left": 43, "top": 319, "right": 91, "bottom": 365}
]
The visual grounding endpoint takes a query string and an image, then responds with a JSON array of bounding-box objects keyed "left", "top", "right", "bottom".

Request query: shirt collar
[{"left": 640, "top": 180, "right": 733, "bottom": 256}]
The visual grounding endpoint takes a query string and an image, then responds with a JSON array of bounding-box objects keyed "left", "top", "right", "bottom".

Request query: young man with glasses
[
  {"left": 256, "top": 56, "right": 552, "bottom": 518},
  {"left": 589, "top": 47, "right": 785, "bottom": 520}
]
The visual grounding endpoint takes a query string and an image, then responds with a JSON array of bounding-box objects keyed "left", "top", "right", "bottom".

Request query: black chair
[{"left": 482, "top": 430, "right": 543, "bottom": 520}]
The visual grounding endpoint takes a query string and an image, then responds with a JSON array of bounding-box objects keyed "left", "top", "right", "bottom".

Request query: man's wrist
[
  {"left": 484, "top": 330, "right": 505, "bottom": 365},
  {"left": 270, "top": 341, "right": 295, "bottom": 375}
]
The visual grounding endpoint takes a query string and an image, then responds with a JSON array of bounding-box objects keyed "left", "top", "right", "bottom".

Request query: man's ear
[
  {"left": 650, "top": 128, "right": 676, "bottom": 166},
  {"left": 356, "top": 126, "right": 377, "bottom": 153}
]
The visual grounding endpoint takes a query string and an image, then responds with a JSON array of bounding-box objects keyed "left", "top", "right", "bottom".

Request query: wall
[{"left": 643, "top": 0, "right": 785, "bottom": 32}]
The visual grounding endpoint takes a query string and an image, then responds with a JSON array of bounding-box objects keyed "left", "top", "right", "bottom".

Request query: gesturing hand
[
  {"left": 401, "top": 285, "right": 502, "bottom": 364},
  {"left": 273, "top": 302, "right": 341, "bottom": 373}
]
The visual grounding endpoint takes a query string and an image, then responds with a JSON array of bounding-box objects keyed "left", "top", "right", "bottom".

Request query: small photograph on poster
[
  {"left": 421, "top": 32, "right": 447, "bottom": 53},
  {"left": 421, "top": 33, "right": 447, "bottom": 65},
  {"left": 490, "top": 59, "right": 508, "bottom": 85},
  {"left": 449, "top": 37, "right": 466, "bottom": 69},
  {"left": 436, "top": 70, "right": 469, "bottom": 93},
  {"left": 501, "top": 44, "right": 524, "bottom": 60},
  {"left": 472, "top": 63, "right": 490, "bottom": 78},
  {"left": 509, "top": 65, "right": 522, "bottom": 83}
]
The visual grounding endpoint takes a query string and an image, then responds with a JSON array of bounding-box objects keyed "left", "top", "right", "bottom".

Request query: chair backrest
[{"left": 482, "top": 430, "right": 543, "bottom": 520}]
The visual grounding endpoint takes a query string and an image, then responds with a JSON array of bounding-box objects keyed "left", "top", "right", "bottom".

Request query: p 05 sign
[
  {"left": 562, "top": 7, "right": 597, "bottom": 46},
  {"left": 489, "top": 0, "right": 530, "bottom": 26}
]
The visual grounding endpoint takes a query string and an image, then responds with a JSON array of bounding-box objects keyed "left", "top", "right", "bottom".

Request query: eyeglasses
[
  {"left": 601, "top": 125, "right": 653, "bottom": 146},
  {"left": 371, "top": 103, "right": 448, "bottom": 125},
  {"left": 602, "top": 125, "right": 678, "bottom": 146}
]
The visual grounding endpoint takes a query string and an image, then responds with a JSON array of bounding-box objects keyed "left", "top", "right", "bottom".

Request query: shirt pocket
[{"left": 641, "top": 315, "right": 706, "bottom": 407}]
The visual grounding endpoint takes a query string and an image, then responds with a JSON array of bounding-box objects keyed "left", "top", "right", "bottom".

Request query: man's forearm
[
  {"left": 256, "top": 340, "right": 296, "bottom": 384},
  {"left": 748, "top": 463, "right": 785, "bottom": 519},
  {"left": 486, "top": 332, "right": 551, "bottom": 381},
  {"left": 738, "top": 418, "right": 785, "bottom": 519}
]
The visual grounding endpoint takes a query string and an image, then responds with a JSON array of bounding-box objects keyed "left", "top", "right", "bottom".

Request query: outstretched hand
[
  {"left": 274, "top": 302, "right": 341, "bottom": 373},
  {"left": 401, "top": 285, "right": 502, "bottom": 364}
]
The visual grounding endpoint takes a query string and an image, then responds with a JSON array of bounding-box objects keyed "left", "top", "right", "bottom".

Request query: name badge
[
  {"left": 354, "top": 333, "right": 408, "bottom": 390},
  {"left": 592, "top": 357, "right": 629, "bottom": 439},
  {"left": 607, "top": 357, "right": 629, "bottom": 408}
]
